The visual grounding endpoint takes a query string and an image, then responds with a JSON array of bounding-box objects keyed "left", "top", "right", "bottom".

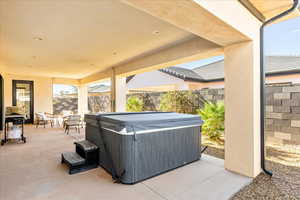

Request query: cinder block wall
[
  {"left": 127, "top": 88, "right": 224, "bottom": 113},
  {"left": 53, "top": 97, "right": 78, "bottom": 115},
  {"left": 265, "top": 83, "right": 300, "bottom": 145},
  {"left": 88, "top": 95, "right": 111, "bottom": 113},
  {"left": 129, "top": 84, "right": 300, "bottom": 145}
]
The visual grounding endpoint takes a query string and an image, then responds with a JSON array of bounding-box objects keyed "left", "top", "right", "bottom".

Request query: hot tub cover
[
  {"left": 85, "top": 112, "right": 203, "bottom": 184},
  {"left": 96, "top": 112, "right": 203, "bottom": 135}
]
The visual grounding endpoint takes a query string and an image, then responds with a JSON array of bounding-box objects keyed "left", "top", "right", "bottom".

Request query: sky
[
  {"left": 53, "top": 84, "right": 78, "bottom": 96},
  {"left": 177, "top": 16, "right": 300, "bottom": 70},
  {"left": 53, "top": 81, "right": 111, "bottom": 96}
]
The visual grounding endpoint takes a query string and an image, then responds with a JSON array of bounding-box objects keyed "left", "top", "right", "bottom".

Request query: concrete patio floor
[{"left": 0, "top": 125, "right": 251, "bottom": 200}]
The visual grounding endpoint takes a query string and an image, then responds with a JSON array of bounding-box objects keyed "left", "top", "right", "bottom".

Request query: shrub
[
  {"left": 197, "top": 101, "right": 225, "bottom": 143},
  {"left": 159, "top": 91, "right": 195, "bottom": 113},
  {"left": 126, "top": 96, "right": 144, "bottom": 112}
]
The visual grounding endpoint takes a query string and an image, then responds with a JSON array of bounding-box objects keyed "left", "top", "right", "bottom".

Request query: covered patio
[
  {"left": 1, "top": 0, "right": 299, "bottom": 199},
  {"left": 0, "top": 126, "right": 251, "bottom": 200}
]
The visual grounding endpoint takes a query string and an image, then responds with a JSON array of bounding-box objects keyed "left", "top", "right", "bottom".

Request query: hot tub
[{"left": 85, "top": 112, "right": 203, "bottom": 184}]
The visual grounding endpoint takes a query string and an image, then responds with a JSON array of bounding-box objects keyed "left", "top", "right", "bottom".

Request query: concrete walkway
[{"left": 0, "top": 126, "right": 251, "bottom": 200}]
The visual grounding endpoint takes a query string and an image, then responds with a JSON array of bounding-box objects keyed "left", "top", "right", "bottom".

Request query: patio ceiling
[
  {"left": 0, "top": 0, "right": 201, "bottom": 79},
  {"left": 0, "top": 0, "right": 298, "bottom": 82}
]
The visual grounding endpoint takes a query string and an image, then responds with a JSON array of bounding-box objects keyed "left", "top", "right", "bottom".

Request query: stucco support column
[
  {"left": 116, "top": 77, "right": 127, "bottom": 112},
  {"left": 78, "top": 84, "right": 88, "bottom": 116},
  {"left": 224, "top": 40, "right": 261, "bottom": 177},
  {"left": 111, "top": 69, "right": 127, "bottom": 112}
]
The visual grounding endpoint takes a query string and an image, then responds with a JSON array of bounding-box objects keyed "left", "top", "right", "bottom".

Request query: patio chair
[
  {"left": 64, "top": 115, "right": 81, "bottom": 134},
  {"left": 62, "top": 110, "right": 74, "bottom": 128},
  {"left": 35, "top": 112, "right": 54, "bottom": 128}
]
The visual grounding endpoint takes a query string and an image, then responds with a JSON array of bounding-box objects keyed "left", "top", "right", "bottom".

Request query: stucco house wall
[
  {"left": 2, "top": 73, "right": 53, "bottom": 114},
  {"left": 127, "top": 70, "right": 184, "bottom": 90},
  {"left": 127, "top": 70, "right": 204, "bottom": 91}
]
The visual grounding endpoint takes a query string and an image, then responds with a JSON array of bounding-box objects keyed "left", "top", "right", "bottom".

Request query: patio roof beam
[
  {"left": 114, "top": 38, "right": 222, "bottom": 77},
  {"left": 80, "top": 68, "right": 113, "bottom": 85},
  {"left": 52, "top": 78, "right": 80, "bottom": 86},
  {"left": 80, "top": 36, "right": 223, "bottom": 84}
]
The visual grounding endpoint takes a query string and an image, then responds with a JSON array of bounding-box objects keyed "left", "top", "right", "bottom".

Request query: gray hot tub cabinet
[{"left": 85, "top": 112, "right": 203, "bottom": 184}]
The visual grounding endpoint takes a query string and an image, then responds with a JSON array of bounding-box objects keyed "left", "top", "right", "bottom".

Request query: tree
[
  {"left": 126, "top": 96, "right": 144, "bottom": 112},
  {"left": 159, "top": 91, "right": 195, "bottom": 114},
  {"left": 197, "top": 101, "right": 225, "bottom": 143}
]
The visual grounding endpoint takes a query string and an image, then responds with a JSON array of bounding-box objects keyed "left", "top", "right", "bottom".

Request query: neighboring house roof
[
  {"left": 88, "top": 84, "right": 110, "bottom": 93},
  {"left": 265, "top": 56, "right": 300, "bottom": 75},
  {"left": 126, "top": 75, "right": 135, "bottom": 83},
  {"left": 126, "top": 56, "right": 300, "bottom": 84},
  {"left": 127, "top": 66, "right": 205, "bottom": 84},
  {"left": 193, "top": 60, "right": 224, "bottom": 81},
  {"left": 158, "top": 66, "right": 204, "bottom": 82},
  {"left": 193, "top": 56, "right": 300, "bottom": 81}
]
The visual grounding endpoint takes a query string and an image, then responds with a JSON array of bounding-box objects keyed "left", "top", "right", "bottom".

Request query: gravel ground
[{"left": 202, "top": 145, "right": 300, "bottom": 200}]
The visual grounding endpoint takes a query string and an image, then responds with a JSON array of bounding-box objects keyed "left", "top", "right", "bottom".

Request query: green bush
[
  {"left": 197, "top": 101, "right": 225, "bottom": 143},
  {"left": 159, "top": 91, "right": 195, "bottom": 114},
  {"left": 126, "top": 96, "right": 144, "bottom": 112}
]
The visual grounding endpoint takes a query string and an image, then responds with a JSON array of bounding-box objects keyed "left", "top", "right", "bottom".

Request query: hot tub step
[
  {"left": 61, "top": 152, "right": 87, "bottom": 174},
  {"left": 61, "top": 143, "right": 99, "bottom": 175},
  {"left": 62, "top": 152, "right": 85, "bottom": 166},
  {"left": 74, "top": 140, "right": 98, "bottom": 152}
]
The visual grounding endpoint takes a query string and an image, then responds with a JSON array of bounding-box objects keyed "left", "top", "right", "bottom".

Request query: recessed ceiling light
[
  {"left": 33, "top": 37, "right": 43, "bottom": 41},
  {"left": 152, "top": 30, "right": 160, "bottom": 35}
]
